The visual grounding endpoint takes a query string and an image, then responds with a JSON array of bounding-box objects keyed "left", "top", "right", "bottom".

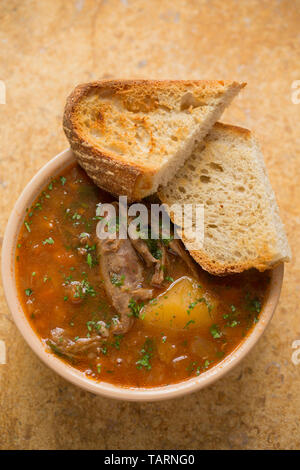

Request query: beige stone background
[{"left": 0, "top": 0, "right": 300, "bottom": 450}]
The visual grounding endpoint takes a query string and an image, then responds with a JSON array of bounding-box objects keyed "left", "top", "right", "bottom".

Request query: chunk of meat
[
  {"left": 168, "top": 239, "right": 200, "bottom": 281},
  {"left": 151, "top": 241, "right": 167, "bottom": 287},
  {"left": 48, "top": 326, "right": 108, "bottom": 359},
  {"left": 64, "top": 281, "right": 83, "bottom": 304},
  {"left": 128, "top": 229, "right": 167, "bottom": 287},
  {"left": 131, "top": 287, "right": 156, "bottom": 301},
  {"left": 129, "top": 236, "right": 157, "bottom": 267},
  {"left": 79, "top": 233, "right": 91, "bottom": 245},
  {"left": 97, "top": 236, "right": 153, "bottom": 334}
]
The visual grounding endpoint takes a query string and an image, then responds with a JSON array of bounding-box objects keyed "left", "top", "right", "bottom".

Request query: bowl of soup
[{"left": 1, "top": 149, "right": 284, "bottom": 401}]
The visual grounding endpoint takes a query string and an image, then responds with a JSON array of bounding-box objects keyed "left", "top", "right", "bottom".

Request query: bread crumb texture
[
  {"left": 63, "top": 80, "right": 244, "bottom": 199},
  {"left": 158, "top": 123, "right": 291, "bottom": 274}
]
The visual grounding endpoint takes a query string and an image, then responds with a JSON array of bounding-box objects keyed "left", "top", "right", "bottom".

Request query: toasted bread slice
[
  {"left": 158, "top": 122, "right": 291, "bottom": 274},
  {"left": 63, "top": 80, "right": 245, "bottom": 200}
]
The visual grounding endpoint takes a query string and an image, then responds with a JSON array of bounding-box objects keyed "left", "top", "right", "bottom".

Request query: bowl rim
[{"left": 1, "top": 148, "right": 284, "bottom": 401}]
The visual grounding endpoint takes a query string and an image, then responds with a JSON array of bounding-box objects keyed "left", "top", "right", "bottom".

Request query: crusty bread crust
[
  {"left": 187, "top": 125, "right": 281, "bottom": 274},
  {"left": 63, "top": 80, "right": 245, "bottom": 200},
  {"left": 63, "top": 81, "right": 152, "bottom": 200},
  {"left": 188, "top": 246, "right": 285, "bottom": 275},
  {"left": 158, "top": 122, "right": 291, "bottom": 275}
]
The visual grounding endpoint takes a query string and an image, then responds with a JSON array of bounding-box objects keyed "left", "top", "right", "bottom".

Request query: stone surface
[{"left": 0, "top": 0, "right": 300, "bottom": 450}]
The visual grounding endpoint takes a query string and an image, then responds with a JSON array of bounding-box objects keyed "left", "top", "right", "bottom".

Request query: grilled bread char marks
[
  {"left": 158, "top": 122, "right": 291, "bottom": 275},
  {"left": 63, "top": 80, "right": 246, "bottom": 200}
]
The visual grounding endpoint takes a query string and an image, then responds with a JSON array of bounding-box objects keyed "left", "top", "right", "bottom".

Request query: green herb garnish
[
  {"left": 210, "top": 324, "right": 222, "bottom": 339},
  {"left": 184, "top": 319, "right": 195, "bottom": 329},
  {"left": 136, "top": 339, "right": 153, "bottom": 371},
  {"left": 42, "top": 237, "right": 54, "bottom": 245},
  {"left": 128, "top": 298, "right": 144, "bottom": 318},
  {"left": 111, "top": 274, "right": 125, "bottom": 287},
  {"left": 87, "top": 253, "right": 93, "bottom": 268}
]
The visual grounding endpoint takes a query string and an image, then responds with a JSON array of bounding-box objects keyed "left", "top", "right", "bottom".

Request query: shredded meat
[
  {"left": 151, "top": 241, "right": 167, "bottom": 286},
  {"left": 64, "top": 281, "right": 84, "bottom": 304},
  {"left": 48, "top": 326, "right": 109, "bottom": 359},
  {"left": 127, "top": 217, "right": 167, "bottom": 288},
  {"left": 129, "top": 236, "right": 167, "bottom": 287},
  {"left": 168, "top": 239, "right": 200, "bottom": 281},
  {"left": 97, "top": 235, "right": 153, "bottom": 335},
  {"left": 128, "top": 236, "right": 157, "bottom": 267}
]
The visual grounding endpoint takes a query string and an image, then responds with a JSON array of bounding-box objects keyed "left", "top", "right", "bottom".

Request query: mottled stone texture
[{"left": 0, "top": 0, "right": 299, "bottom": 450}]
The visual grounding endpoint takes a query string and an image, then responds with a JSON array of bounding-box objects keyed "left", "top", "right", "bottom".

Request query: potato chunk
[{"left": 141, "top": 277, "right": 218, "bottom": 331}]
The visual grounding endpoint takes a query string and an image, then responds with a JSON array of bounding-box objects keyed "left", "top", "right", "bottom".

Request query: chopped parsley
[
  {"left": 25, "top": 288, "right": 33, "bottom": 296},
  {"left": 24, "top": 221, "right": 31, "bottom": 232},
  {"left": 210, "top": 324, "right": 222, "bottom": 339},
  {"left": 79, "top": 232, "right": 90, "bottom": 239},
  {"left": 187, "top": 300, "right": 198, "bottom": 315},
  {"left": 74, "top": 280, "right": 96, "bottom": 299},
  {"left": 245, "top": 293, "right": 262, "bottom": 323},
  {"left": 187, "top": 297, "right": 213, "bottom": 316},
  {"left": 87, "top": 253, "right": 93, "bottom": 268},
  {"left": 112, "top": 335, "right": 123, "bottom": 350},
  {"left": 223, "top": 305, "right": 240, "bottom": 327},
  {"left": 47, "top": 340, "right": 64, "bottom": 357},
  {"left": 111, "top": 274, "right": 125, "bottom": 287},
  {"left": 227, "top": 320, "right": 239, "bottom": 328},
  {"left": 161, "top": 235, "right": 174, "bottom": 246},
  {"left": 184, "top": 319, "right": 195, "bottom": 329},
  {"left": 128, "top": 298, "right": 144, "bottom": 318},
  {"left": 136, "top": 339, "right": 153, "bottom": 370},
  {"left": 246, "top": 295, "right": 262, "bottom": 314},
  {"left": 72, "top": 212, "right": 81, "bottom": 221},
  {"left": 144, "top": 238, "right": 162, "bottom": 260},
  {"left": 187, "top": 361, "right": 197, "bottom": 375},
  {"left": 204, "top": 359, "right": 212, "bottom": 369},
  {"left": 86, "top": 320, "right": 103, "bottom": 333},
  {"left": 100, "top": 346, "right": 107, "bottom": 355},
  {"left": 42, "top": 237, "right": 54, "bottom": 245},
  {"left": 216, "top": 351, "right": 225, "bottom": 359}
]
